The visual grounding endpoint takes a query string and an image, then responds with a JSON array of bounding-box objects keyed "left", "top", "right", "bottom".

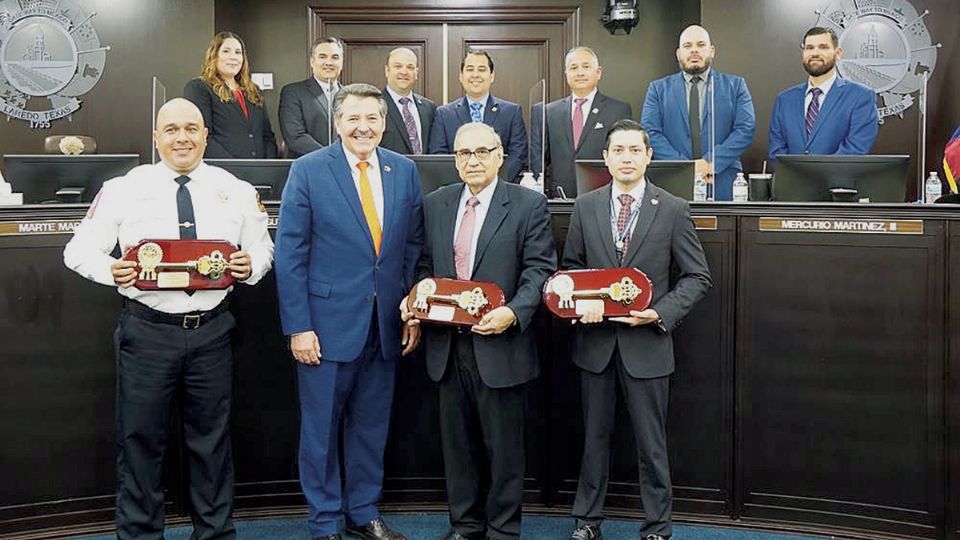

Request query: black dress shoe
[
  {"left": 315, "top": 535, "right": 341, "bottom": 540},
  {"left": 570, "top": 523, "right": 602, "bottom": 540},
  {"left": 438, "top": 530, "right": 475, "bottom": 540},
  {"left": 644, "top": 535, "right": 667, "bottom": 540},
  {"left": 345, "top": 517, "right": 406, "bottom": 540}
]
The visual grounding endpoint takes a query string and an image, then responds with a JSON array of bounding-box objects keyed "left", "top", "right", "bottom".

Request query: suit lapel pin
[
  {"left": 491, "top": 106, "right": 498, "bottom": 112},
  {"left": 592, "top": 108, "right": 599, "bottom": 114},
  {"left": 594, "top": 121, "right": 604, "bottom": 130},
  {"left": 383, "top": 165, "right": 392, "bottom": 173},
  {"left": 651, "top": 197, "right": 659, "bottom": 206}
]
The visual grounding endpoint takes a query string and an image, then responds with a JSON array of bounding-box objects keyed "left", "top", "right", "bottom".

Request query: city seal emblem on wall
[
  {"left": 815, "top": 0, "right": 940, "bottom": 124},
  {"left": 0, "top": 0, "right": 109, "bottom": 129}
]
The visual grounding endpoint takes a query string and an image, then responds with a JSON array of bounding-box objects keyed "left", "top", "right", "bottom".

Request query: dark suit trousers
[
  {"left": 114, "top": 309, "right": 236, "bottom": 540},
  {"left": 297, "top": 312, "right": 395, "bottom": 537},
  {"left": 439, "top": 333, "right": 526, "bottom": 540},
  {"left": 572, "top": 347, "right": 672, "bottom": 539}
]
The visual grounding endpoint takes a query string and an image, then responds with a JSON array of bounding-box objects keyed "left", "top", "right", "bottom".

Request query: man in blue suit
[
  {"left": 641, "top": 25, "right": 755, "bottom": 201},
  {"left": 276, "top": 83, "right": 424, "bottom": 540},
  {"left": 768, "top": 27, "right": 879, "bottom": 166},
  {"left": 428, "top": 49, "right": 527, "bottom": 182}
]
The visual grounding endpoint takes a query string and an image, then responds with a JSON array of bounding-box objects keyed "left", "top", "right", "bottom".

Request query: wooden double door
[{"left": 309, "top": 7, "right": 578, "bottom": 115}]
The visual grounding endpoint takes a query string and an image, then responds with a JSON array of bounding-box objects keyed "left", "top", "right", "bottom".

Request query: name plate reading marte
[
  {"left": 693, "top": 216, "right": 717, "bottom": 230},
  {"left": 758, "top": 217, "right": 923, "bottom": 235},
  {"left": 0, "top": 220, "right": 81, "bottom": 236}
]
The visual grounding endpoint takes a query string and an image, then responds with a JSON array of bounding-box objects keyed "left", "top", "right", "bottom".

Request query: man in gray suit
[
  {"left": 403, "top": 122, "right": 556, "bottom": 540},
  {"left": 531, "top": 47, "right": 632, "bottom": 197},
  {"left": 279, "top": 36, "right": 343, "bottom": 158},
  {"left": 380, "top": 47, "right": 437, "bottom": 155},
  {"left": 562, "top": 119, "right": 711, "bottom": 540}
]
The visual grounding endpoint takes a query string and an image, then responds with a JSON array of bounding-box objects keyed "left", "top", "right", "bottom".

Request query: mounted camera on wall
[{"left": 601, "top": 0, "right": 639, "bottom": 35}]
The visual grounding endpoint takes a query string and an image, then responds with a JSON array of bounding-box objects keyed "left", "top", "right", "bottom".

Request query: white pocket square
[{"left": 594, "top": 122, "right": 604, "bottom": 129}]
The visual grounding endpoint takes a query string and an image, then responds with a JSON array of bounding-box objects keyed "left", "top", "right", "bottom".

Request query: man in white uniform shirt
[{"left": 63, "top": 98, "right": 274, "bottom": 540}]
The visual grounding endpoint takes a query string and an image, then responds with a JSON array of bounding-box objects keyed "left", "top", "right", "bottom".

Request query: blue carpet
[{"left": 73, "top": 513, "right": 827, "bottom": 539}]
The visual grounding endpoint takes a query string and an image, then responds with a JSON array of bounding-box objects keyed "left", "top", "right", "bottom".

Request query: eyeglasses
[{"left": 455, "top": 146, "right": 500, "bottom": 162}]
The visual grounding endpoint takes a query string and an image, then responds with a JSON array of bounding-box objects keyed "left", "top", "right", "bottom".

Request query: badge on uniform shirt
[{"left": 256, "top": 192, "right": 266, "bottom": 213}]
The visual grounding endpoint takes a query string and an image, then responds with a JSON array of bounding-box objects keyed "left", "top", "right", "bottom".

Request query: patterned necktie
[
  {"left": 454, "top": 196, "right": 480, "bottom": 279},
  {"left": 399, "top": 97, "right": 422, "bottom": 154},
  {"left": 689, "top": 75, "right": 702, "bottom": 158},
  {"left": 175, "top": 175, "right": 196, "bottom": 240},
  {"left": 806, "top": 87, "right": 823, "bottom": 138},
  {"left": 615, "top": 193, "right": 635, "bottom": 261},
  {"left": 357, "top": 162, "right": 382, "bottom": 255},
  {"left": 469, "top": 102, "right": 484, "bottom": 123},
  {"left": 572, "top": 97, "right": 587, "bottom": 149}
]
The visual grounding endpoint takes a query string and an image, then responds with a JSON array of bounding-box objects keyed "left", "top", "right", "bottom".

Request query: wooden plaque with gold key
[
  {"left": 542, "top": 268, "right": 653, "bottom": 319},
  {"left": 405, "top": 277, "right": 506, "bottom": 327},
  {"left": 123, "top": 239, "right": 238, "bottom": 291}
]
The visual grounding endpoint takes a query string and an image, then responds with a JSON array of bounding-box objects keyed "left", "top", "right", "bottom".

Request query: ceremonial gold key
[
  {"left": 137, "top": 244, "right": 229, "bottom": 281},
  {"left": 550, "top": 275, "right": 642, "bottom": 309},
  {"left": 413, "top": 279, "right": 490, "bottom": 316}
]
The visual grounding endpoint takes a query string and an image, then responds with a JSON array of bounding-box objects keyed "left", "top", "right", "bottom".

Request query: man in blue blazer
[
  {"left": 641, "top": 25, "right": 755, "bottom": 201},
  {"left": 428, "top": 49, "right": 528, "bottom": 182},
  {"left": 276, "top": 83, "right": 423, "bottom": 540},
  {"left": 768, "top": 27, "right": 879, "bottom": 166}
]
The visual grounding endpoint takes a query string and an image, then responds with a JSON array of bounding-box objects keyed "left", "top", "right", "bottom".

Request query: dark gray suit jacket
[
  {"left": 531, "top": 92, "right": 632, "bottom": 197},
  {"left": 416, "top": 181, "right": 557, "bottom": 388},
  {"left": 561, "top": 181, "right": 711, "bottom": 378},
  {"left": 278, "top": 77, "right": 338, "bottom": 158},
  {"left": 380, "top": 89, "right": 437, "bottom": 155}
]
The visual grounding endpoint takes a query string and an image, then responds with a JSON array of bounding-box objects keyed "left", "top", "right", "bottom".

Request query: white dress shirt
[
  {"left": 315, "top": 77, "right": 339, "bottom": 101},
  {"left": 343, "top": 143, "right": 385, "bottom": 226},
  {"left": 683, "top": 68, "right": 711, "bottom": 123},
  {"left": 610, "top": 178, "right": 647, "bottom": 242},
  {"left": 804, "top": 71, "right": 837, "bottom": 112},
  {"left": 453, "top": 179, "right": 498, "bottom": 277},
  {"left": 63, "top": 161, "right": 274, "bottom": 314},
  {"left": 570, "top": 87, "right": 598, "bottom": 121},
  {"left": 466, "top": 93, "right": 490, "bottom": 121},
  {"left": 386, "top": 85, "right": 422, "bottom": 141}
]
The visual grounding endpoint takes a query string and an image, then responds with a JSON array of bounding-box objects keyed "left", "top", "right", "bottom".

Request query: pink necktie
[
  {"left": 454, "top": 196, "right": 480, "bottom": 279},
  {"left": 572, "top": 97, "right": 587, "bottom": 149}
]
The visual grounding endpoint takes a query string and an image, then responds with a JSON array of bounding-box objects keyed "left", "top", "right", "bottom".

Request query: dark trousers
[
  {"left": 439, "top": 334, "right": 526, "bottom": 540},
  {"left": 572, "top": 348, "right": 672, "bottom": 539},
  {"left": 114, "top": 309, "right": 236, "bottom": 540},
  {"left": 297, "top": 314, "right": 395, "bottom": 537}
]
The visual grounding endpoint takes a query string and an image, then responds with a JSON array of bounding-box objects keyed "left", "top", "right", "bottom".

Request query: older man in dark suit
[
  {"left": 404, "top": 122, "right": 556, "bottom": 540},
  {"left": 562, "top": 119, "right": 711, "bottom": 540},
  {"left": 531, "top": 46, "right": 632, "bottom": 197},
  {"left": 278, "top": 36, "right": 343, "bottom": 158},
  {"left": 380, "top": 47, "right": 436, "bottom": 155}
]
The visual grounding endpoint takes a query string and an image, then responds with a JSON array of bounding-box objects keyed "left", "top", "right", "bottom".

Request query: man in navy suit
[
  {"left": 279, "top": 36, "right": 343, "bottom": 158},
  {"left": 641, "top": 25, "right": 755, "bottom": 201},
  {"left": 531, "top": 47, "right": 633, "bottom": 197},
  {"left": 276, "top": 83, "right": 423, "bottom": 540},
  {"left": 428, "top": 49, "right": 527, "bottom": 182},
  {"left": 768, "top": 27, "right": 879, "bottom": 166},
  {"left": 380, "top": 47, "right": 437, "bottom": 155}
]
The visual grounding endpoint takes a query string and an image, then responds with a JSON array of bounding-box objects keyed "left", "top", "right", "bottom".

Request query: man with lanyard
[
  {"left": 63, "top": 97, "right": 274, "bottom": 540},
  {"left": 562, "top": 119, "right": 711, "bottom": 540}
]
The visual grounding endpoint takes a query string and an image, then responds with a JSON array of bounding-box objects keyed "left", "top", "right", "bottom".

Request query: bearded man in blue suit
[
  {"left": 641, "top": 25, "right": 756, "bottom": 201},
  {"left": 276, "top": 83, "right": 423, "bottom": 540},
  {"left": 768, "top": 27, "right": 879, "bottom": 166}
]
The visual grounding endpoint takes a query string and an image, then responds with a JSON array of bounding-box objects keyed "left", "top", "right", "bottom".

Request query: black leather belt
[{"left": 124, "top": 299, "right": 229, "bottom": 330}]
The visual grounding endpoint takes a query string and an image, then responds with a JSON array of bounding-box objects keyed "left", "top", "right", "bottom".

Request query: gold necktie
[{"left": 357, "top": 161, "right": 381, "bottom": 255}]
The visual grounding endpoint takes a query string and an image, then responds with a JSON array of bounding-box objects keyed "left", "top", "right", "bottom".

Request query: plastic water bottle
[
  {"left": 732, "top": 173, "right": 749, "bottom": 202},
  {"left": 693, "top": 174, "right": 707, "bottom": 202},
  {"left": 924, "top": 171, "right": 941, "bottom": 204}
]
